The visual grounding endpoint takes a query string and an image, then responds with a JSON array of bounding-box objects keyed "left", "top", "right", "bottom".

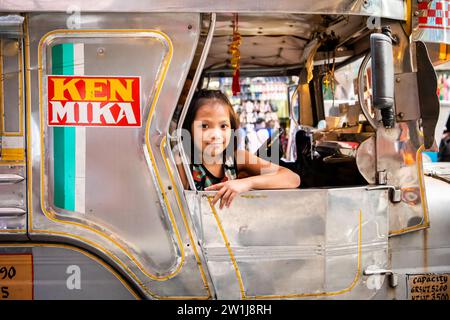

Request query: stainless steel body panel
[
  {"left": 372, "top": 175, "right": 450, "bottom": 300},
  {"left": 376, "top": 122, "right": 429, "bottom": 235},
  {"left": 0, "top": 243, "right": 139, "bottom": 299},
  {"left": 186, "top": 188, "right": 389, "bottom": 299}
]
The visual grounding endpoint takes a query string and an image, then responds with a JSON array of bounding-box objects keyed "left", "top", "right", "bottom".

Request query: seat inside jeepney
[{"left": 177, "top": 13, "right": 376, "bottom": 189}]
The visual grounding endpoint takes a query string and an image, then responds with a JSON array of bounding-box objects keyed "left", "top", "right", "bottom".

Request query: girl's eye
[
  {"left": 201, "top": 123, "right": 208, "bottom": 129},
  {"left": 221, "top": 124, "right": 229, "bottom": 129}
]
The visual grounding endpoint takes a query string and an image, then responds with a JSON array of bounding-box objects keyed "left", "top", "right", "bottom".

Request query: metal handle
[
  {"left": 366, "top": 185, "right": 401, "bottom": 203},
  {"left": 0, "top": 174, "right": 25, "bottom": 184},
  {"left": 0, "top": 207, "right": 26, "bottom": 217},
  {"left": 364, "top": 268, "right": 398, "bottom": 288}
]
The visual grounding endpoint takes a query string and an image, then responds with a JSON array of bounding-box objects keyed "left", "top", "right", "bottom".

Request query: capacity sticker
[
  {"left": 0, "top": 254, "right": 34, "bottom": 300},
  {"left": 407, "top": 273, "right": 449, "bottom": 300}
]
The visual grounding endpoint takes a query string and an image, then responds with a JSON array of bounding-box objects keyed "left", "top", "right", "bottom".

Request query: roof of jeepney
[
  {"left": 0, "top": 0, "right": 406, "bottom": 20},
  {"left": 204, "top": 13, "right": 368, "bottom": 72}
]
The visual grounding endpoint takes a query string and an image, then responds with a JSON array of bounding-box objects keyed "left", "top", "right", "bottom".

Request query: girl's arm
[
  {"left": 205, "top": 149, "right": 300, "bottom": 208},
  {"left": 236, "top": 149, "right": 300, "bottom": 189}
]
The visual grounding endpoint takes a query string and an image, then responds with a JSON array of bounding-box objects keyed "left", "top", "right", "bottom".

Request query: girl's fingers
[
  {"left": 226, "top": 192, "right": 236, "bottom": 208},
  {"left": 220, "top": 189, "right": 233, "bottom": 209},
  {"left": 212, "top": 186, "right": 228, "bottom": 205}
]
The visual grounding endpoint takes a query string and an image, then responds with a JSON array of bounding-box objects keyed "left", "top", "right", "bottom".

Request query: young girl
[{"left": 179, "top": 89, "right": 300, "bottom": 209}]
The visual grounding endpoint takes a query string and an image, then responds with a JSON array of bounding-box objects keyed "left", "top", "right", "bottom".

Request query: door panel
[
  {"left": 26, "top": 13, "right": 212, "bottom": 299},
  {"left": 186, "top": 188, "right": 389, "bottom": 299}
]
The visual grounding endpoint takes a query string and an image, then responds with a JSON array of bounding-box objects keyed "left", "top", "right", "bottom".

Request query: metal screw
[
  {"left": 97, "top": 47, "right": 105, "bottom": 56},
  {"left": 396, "top": 77, "right": 401, "bottom": 83},
  {"left": 188, "top": 24, "right": 192, "bottom": 30},
  {"left": 398, "top": 112, "right": 404, "bottom": 119}
]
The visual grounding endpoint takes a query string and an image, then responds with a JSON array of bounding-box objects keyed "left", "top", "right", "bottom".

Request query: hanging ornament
[{"left": 230, "top": 13, "right": 241, "bottom": 96}]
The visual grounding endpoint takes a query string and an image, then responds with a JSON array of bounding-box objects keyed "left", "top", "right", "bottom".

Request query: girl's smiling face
[{"left": 191, "top": 100, "right": 232, "bottom": 161}]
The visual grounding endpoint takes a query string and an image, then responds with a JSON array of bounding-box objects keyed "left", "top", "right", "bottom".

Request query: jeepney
[{"left": 0, "top": 0, "right": 449, "bottom": 300}]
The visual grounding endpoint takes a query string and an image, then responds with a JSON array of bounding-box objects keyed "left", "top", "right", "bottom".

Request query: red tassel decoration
[{"left": 232, "top": 68, "right": 240, "bottom": 96}]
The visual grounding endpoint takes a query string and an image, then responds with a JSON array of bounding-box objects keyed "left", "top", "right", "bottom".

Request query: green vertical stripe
[{"left": 52, "top": 43, "right": 76, "bottom": 211}]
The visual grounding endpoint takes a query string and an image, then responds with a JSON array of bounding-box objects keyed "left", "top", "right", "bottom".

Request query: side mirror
[{"left": 370, "top": 27, "right": 395, "bottom": 128}]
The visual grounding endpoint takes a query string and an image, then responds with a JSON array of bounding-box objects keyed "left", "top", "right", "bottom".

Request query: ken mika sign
[{"left": 47, "top": 75, "right": 141, "bottom": 127}]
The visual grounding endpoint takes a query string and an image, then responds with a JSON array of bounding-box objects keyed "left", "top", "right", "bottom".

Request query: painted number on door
[{"left": 0, "top": 254, "right": 33, "bottom": 300}]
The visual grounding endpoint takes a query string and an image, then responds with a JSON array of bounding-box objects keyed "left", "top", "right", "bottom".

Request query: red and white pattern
[{"left": 418, "top": 0, "right": 450, "bottom": 30}]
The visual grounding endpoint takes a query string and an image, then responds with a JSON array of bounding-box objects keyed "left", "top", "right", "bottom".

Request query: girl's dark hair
[{"left": 182, "top": 89, "right": 240, "bottom": 164}]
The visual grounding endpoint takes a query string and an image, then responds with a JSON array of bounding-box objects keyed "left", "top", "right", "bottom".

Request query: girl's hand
[{"left": 205, "top": 179, "right": 253, "bottom": 209}]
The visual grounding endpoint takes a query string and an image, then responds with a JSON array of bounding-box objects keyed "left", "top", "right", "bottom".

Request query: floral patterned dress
[{"left": 192, "top": 156, "right": 238, "bottom": 191}]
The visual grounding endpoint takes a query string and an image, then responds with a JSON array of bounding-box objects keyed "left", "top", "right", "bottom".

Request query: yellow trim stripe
[
  {"left": 404, "top": 0, "right": 413, "bottom": 36},
  {"left": 390, "top": 145, "right": 430, "bottom": 236},
  {"left": 208, "top": 196, "right": 363, "bottom": 300},
  {"left": 0, "top": 229, "right": 26, "bottom": 233},
  {"left": 160, "top": 136, "right": 212, "bottom": 299},
  {"left": 0, "top": 242, "right": 141, "bottom": 299}
]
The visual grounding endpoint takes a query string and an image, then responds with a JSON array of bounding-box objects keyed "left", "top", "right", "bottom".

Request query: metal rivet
[
  {"left": 97, "top": 47, "right": 105, "bottom": 56},
  {"left": 188, "top": 24, "right": 192, "bottom": 30},
  {"left": 396, "top": 77, "right": 401, "bottom": 83}
]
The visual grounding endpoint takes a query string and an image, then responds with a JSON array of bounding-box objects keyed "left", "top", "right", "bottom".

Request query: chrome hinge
[
  {"left": 366, "top": 185, "right": 402, "bottom": 203},
  {"left": 364, "top": 268, "right": 398, "bottom": 288}
]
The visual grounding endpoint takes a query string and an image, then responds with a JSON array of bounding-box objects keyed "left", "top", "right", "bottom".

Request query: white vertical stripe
[{"left": 74, "top": 43, "right": 86, "bottom": 214}]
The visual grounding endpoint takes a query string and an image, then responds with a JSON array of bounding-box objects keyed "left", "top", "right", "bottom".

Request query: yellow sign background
[{"left": 0, "top": 254, "right": 34, "bottom": 300}]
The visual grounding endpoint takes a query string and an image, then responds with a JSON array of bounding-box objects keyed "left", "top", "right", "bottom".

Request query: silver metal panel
[
  {"left": 376, "top": 121, "right": 429, "bottom": 235},
  {"left": 387, "top": 176, "right": 450, "bottom": 299},
  {"left": 186, "top": 188, "right": 389, "bottom": 299},
  {"left": 27, "top": 12, "right": 213, "bottom": 299},
  {"left": 1, "top": 38, "right": 21, "bottom": 133},
  {"left": 0, "top": 0, "right": 405, "bottom": 19},
  {"left": 394, "top": 72, "right": 421, "bottom": 122},
  {"left": 0, "top": 244, "right": 138, "bottom": 299}
]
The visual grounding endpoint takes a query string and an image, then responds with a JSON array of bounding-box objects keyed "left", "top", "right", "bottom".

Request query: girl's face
[{"left": 191, "top": 100, "right": 232, "bottom": 160}]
